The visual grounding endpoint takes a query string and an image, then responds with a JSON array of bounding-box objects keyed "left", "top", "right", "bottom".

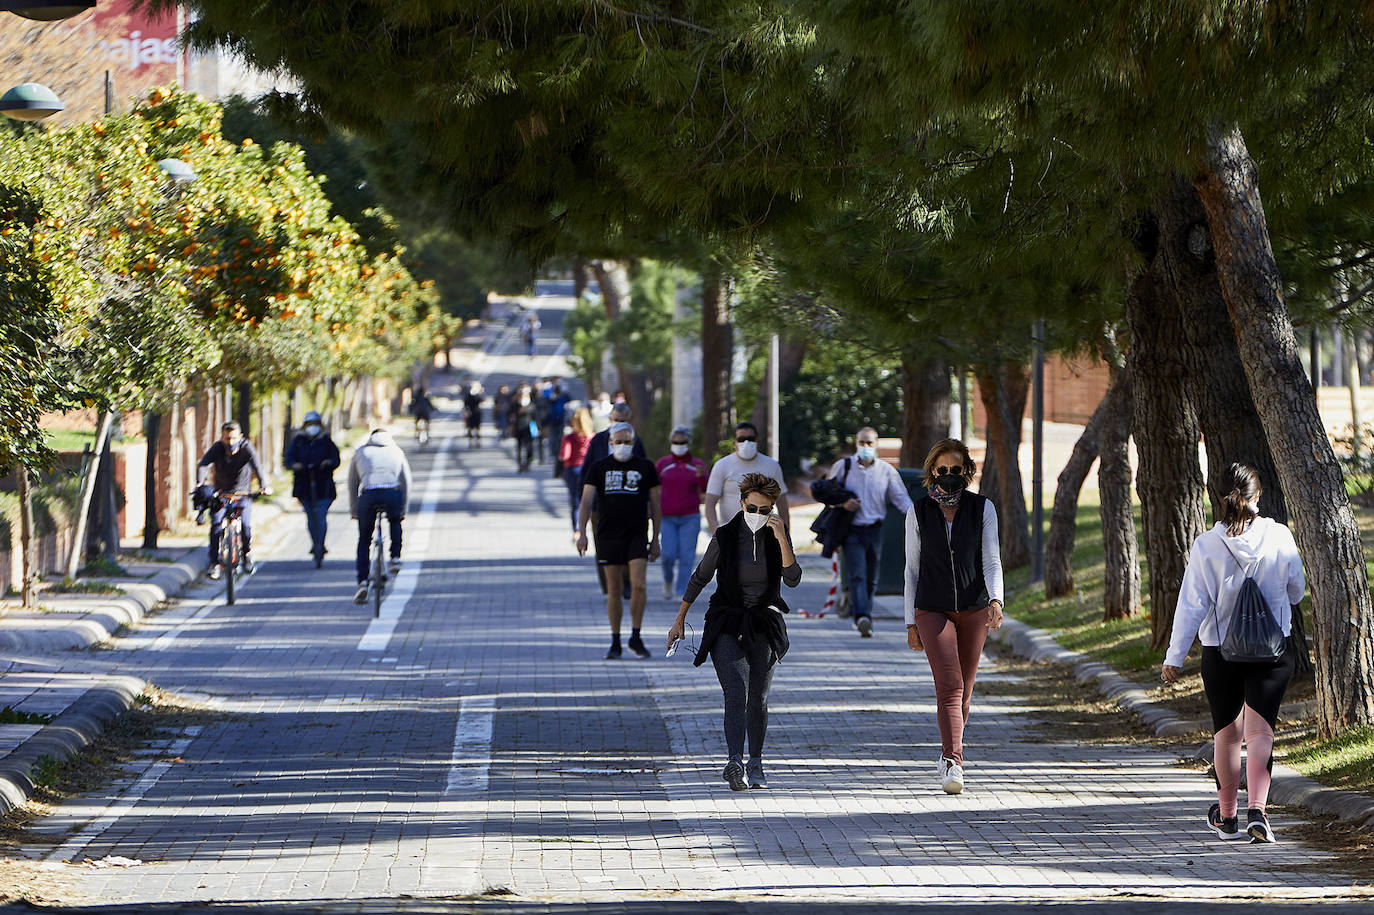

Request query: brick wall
[{"left": 970, "top": 355, "right": 1110, "bottom": 432}]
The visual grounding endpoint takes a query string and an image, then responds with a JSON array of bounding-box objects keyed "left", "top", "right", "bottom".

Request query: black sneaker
[
  {"left": 722, "top": 759, "right": 747, "bottom": 791},
  {"left": 604, "top": 644, "right": 622, "bottom": 660},
  {"left": 1247, "top": 808, "right": 1275, "bottom": 843},
  {"left": 856, "top": 616, "right": 873, "bottom": 637},
  {"left": 627, "top": 635, "right": 651, "bottom": 659},
  {"left": 746, "top": 759, "right": 768, "bottom": 789},
  {"left": 1208, "top": 803, "right": 1242, "bottom": 840}
]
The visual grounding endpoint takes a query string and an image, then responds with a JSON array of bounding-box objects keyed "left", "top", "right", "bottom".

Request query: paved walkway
[{"left": 4, "top": 296, "right": 1370, "bottom": 909}]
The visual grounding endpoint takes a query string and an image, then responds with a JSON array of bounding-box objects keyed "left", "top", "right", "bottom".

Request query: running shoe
[
  {"left": 1247, "top": 808, "right": 1276, "bottom": 843},
  {"left": 388, "top": 559, "right": 402, "bottom": 575},
  {"left": 241, "top": 553, "right": 256, "bottom": 574},
  {"left": 1208, "top": 803, "right": 1243, "bottom": 840},
  {"left": 938, "top": 757, "right": 964, "bottom": 794},
  {"left": 627, "top": 635, "right": 652, "bottom": 658},
  {"left": 746, "top": 759, "right": 768, "bottom": 789},
  {"left": 208, "top": 565, "right": 222, "bottom": 581},
  {"left": 662, "top": 579, "right": 674, "bottom": 600},
  {"left": 722, "top": 759, "right": 747, "bottom": 791},
  {"left": 856, "top": 616, "right": 873, "bottom": 637},
  {"left": 353, "top": 584, "right": 369, "bottom": 605},
  {"left": 604, "top": 644, "right": 622, "bottom": 660}
]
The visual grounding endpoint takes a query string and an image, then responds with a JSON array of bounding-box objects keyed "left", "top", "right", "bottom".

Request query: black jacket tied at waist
[{"left": 695, "top": 513, "right": 792, "bottom": 668}]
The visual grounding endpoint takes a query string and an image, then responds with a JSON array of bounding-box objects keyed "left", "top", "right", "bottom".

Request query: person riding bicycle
[
  {"left": 347, "top": 428, "right": 412, "bottom": 604},
  {"left": 285, "top": 411, "right": 340, "bottom": 562},
  {"left": 196, "top": 421, "right": 271, "bottom": 580},
  {"left": 410, "top": 388, "right": 435, "bottom": 438}
]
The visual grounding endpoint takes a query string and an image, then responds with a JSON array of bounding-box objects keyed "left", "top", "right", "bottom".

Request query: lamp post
[
  {"left": 1, "top": 1, "right": 94, "bottom": 19},
  {"left": 0, "top": 82, "right": 64, "bottom": 121}
]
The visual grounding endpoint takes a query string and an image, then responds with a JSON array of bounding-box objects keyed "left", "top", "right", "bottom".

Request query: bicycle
[
  {"left": 195, "top": 490, "right": 264, "bottom": 606},
  {"left": 367, "top": 503, "right": 389, "bottom": 617}
]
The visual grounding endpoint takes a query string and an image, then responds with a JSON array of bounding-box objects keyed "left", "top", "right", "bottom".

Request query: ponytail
[{"left": 1219, "top": 462, "right": 1262, "bottom": 536}]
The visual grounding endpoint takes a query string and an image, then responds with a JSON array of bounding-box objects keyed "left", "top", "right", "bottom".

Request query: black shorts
[
  {"left": 595, "top": 536, "right": 648, "bottom": 566},
  {"left": 1200, "top": 638, "right": 1296, "bottom": 731}
]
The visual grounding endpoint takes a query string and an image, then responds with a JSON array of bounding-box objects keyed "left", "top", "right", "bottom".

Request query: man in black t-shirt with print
[{"left": 577, "top": 422, "right": 662, "bottom": 659}]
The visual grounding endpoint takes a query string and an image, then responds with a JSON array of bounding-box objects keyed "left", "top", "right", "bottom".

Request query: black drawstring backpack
[{"left": 1211, "top": 528, "right": 1286, "bottom": 663}]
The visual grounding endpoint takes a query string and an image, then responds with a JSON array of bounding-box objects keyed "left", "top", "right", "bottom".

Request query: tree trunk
[
  {"left": 1125, "top": 256, "right": 1208, "bottom": 652},
  {"left": 1154, "top": 176, "right": 1287, "bottom": 524},
  {"left": 1044, "top": 376, "right": 1114, "bottom": 598},
  {"left": 17, "top": 469, "right": 37, "bottom": 609},
  {"left": 95, "top": 436, "right": 119, "bottom": 561},
  {"left": 1098, "top": 365, "right": 1140, "bottom": 620},
  {"left": 142, "top": 411, "right": 162, "bottom": 550},
  {"left": 750, "top": 336, "right": 807, "bottom": 453},
  {"left": 591, "top": 259, "right": 653, "bottom": 418},
  {"left": 64, "top": 410, "right": 115, "bottom": 579},
  {"left": 700, "top": 266, "right": 734, "bottom": 457},
  {"left": 1196, "top": 123, "right": 1374, "bottom": 736},
  {"left": 900, "top": 351, "right": 951, "bottom": 467},
  {"left": 573, "top": 257, "right": 587, "bottom": 300},
  {"left": 235, "top": 381, "right": 252, "bottom": 437},
  {"left": 974, "top": 360, "right": 1031, "bottom": 570}
]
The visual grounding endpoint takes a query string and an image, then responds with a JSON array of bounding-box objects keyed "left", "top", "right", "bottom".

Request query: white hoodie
[
  {"left": 1164, "top": 517, "right": 1305, "bottom": 668},
  {"left": 347, "top": 430, "right": 412, "bottom": 516}
]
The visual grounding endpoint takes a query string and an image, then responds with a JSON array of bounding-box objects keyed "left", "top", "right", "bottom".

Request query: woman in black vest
[
  {"left": 666, "top": 473, "right": 801, "bottom": 790},
  {"left": 904, "top": 438, "right": 1004, "bottom": 794}
]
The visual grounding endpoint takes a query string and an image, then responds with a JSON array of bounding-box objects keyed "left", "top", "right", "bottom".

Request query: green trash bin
[{"left": 875, "top": 467, "right": 926, "bottom": 594}]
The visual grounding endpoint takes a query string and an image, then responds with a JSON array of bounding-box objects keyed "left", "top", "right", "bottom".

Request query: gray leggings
[{"left": 710, "top": 633, "right": 775, "bottom": 762}]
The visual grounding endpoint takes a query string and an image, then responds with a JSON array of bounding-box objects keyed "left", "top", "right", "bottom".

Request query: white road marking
[
  {"left": 46, "top": 727, "right": 203, "bottom": 864},
  {"left": 144, "top": 593, "right": 224, "bottom": 652},
  {"left": 355, "top": 438, "right": 452, "bottom": 652},
  {"left": 445, "top": 695, "right": 495, "bottom": 795}
]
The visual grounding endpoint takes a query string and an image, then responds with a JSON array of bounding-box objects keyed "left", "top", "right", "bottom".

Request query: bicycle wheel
[
  {"left": 223, "top": 526, "right": 238, "bottom": 606},
  {"left": 372, "top": 551, "right": 384, "bottom": 617}
]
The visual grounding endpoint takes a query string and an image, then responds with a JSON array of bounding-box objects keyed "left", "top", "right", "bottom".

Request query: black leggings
[
  {"left": 1200, "top": 639, "right": 1296, "bottom": 732},
  {"left": 711, "top": 634, "right": 775, "bottom": 762}
]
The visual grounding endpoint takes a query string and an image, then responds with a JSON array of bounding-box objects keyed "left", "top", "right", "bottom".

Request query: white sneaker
[
  {"left": 662, "top": 579, "right": 674, "bottom": 600},
  {"left": 388, "top": 559, "right": 402, "bottom": 575},
  {"left": 938, "top": 757, "right": 964, "bottom": 794},
  {"left": 353, "top": 584, "right": 369, "bottom": 605}
]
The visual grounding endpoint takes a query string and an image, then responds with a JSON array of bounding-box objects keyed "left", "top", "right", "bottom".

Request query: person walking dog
[
  {"left": 1162, "top": 463, "right": 1305, "bottom": 844},
  {"left": 904, "top": 438, "right": 1003, "bottom": 795},
  {"left": 667, "top": 473, "right": 802, "bottom": 791}
]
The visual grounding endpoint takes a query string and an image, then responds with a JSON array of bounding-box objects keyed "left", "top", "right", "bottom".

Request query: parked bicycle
[{"left": 194, "top": 490, "right": 265, "bottom": 606}]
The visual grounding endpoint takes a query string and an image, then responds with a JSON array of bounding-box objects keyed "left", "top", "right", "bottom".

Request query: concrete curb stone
[
  {"left": 0, "top": 674, "right": 148, "bottom": 816},
  {"left": 991, "top": 614, "right": 1374, "bottom": 833}
]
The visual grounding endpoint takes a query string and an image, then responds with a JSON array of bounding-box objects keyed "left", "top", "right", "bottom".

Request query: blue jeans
[
  {"left": 661, "top": 514, "right": 701, "bottom": 595},
  {"left": 563, "top": 465, "right": 583, "bottom": 530},
  {"left": 299, "top": 498, "right": 333, "bottom": 552},
  {"left": 842, "top": 522, "right": 883, "bottom": 621},
  {"left": 208, "top": 497, "right": 251, "bottom": 565},
  {"left": 356, "top": 488, "right": 404, "bottom": 583}
]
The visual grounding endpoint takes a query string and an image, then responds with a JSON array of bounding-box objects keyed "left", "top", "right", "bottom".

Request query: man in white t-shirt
[
  {"left": 705, "top": 421, "right": 790, "bottom": 533},
  {"left": 829, "top": 426, "right": 913, "bottom": 637}
]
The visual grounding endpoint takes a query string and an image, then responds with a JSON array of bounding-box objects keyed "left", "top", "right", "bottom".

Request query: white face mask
[
  {"left": 736, "top": 441, "right": 758, "bottom": 460},
  {"left": 611, "top": 443, "right": 634, "bottom": 462},
  {"left": 856, "top": 444, "right": 877, "bottom": 462},
  {"left": 304, "top": 423, "right": 322, "bottom": 438},
  {"left": 743, "top": 510, "right": 769, "bottom": 533},
  {"left": 670, "top": 444, "right": 689, "bottom": 456}
]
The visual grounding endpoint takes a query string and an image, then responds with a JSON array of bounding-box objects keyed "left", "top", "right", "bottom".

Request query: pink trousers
[{"left": 914, "top": 606, "right": 993, "bottom": 765}]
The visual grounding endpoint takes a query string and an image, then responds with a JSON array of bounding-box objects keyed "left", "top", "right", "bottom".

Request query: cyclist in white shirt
[{"left": 347, "top": 429, "right": 412, "bottom": 604}]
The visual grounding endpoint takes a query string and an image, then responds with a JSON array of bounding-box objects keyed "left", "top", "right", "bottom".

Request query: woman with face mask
[
  {"left": 903, "top": 438, "right": 1004, "bottom": 794},
  {"left": 666, "top": 473, "right": 802, "bottom": 791},
  {"left": 286, "top": 411, "right": 341, "bottom": 566}
]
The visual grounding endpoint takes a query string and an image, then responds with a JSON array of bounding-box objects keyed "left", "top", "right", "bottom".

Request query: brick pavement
[{"left": 6, "top": 301, "right": 1371, "bottom": 908}]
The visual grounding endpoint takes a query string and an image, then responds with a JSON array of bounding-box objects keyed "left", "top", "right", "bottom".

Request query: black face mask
[{"left": 934, "top": 473, "right": 966, "bottom": 494}]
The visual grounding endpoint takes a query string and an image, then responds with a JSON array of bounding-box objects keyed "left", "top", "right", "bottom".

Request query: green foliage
[{"left": 0, "top": 706, "right": 52, "bottom": 725}]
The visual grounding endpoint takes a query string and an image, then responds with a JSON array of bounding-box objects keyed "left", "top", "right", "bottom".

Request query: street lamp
[
  {"left": 1, "top": 2, "right": 95, "bottom": 20},
  {"left": 156, "top": 157, "right": 197, "bottom": 184},
  {"left": 0, "top": 82, "right": 64, "bottom": 120}
]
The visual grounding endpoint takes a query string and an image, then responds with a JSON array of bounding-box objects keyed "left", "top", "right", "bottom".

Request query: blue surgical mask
[{"left": 856, "top": 444, "right": 877, "bottom": 462}]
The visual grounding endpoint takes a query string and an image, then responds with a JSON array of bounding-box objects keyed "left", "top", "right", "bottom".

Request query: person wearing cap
[
  {"left": 348, "top": 428, "right": 412, "bottom": 604},
  {"left": 656, "top": 425, "right": 709, "bottom": 600},
  {"left": 286, "top": 411, "right": 340, "bottom": 563}
]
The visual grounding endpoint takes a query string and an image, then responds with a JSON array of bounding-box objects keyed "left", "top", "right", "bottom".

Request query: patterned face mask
[{"left": 927, "top": 484, "right": 962, "bottom": 508}]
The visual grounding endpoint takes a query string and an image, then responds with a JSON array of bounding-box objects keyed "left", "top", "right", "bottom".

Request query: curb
[
  {"left": 0, "top": 674, "right": 148, "bottom": 816},
  {"left": 990, "top": 615, "right": 1374, "bottom": 833}
]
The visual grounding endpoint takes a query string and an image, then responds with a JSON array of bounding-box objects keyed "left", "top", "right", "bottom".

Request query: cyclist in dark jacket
[
  {"left": 286, "top": 411, "right": 340, "bottom": 561},
  {"left": 196, "top": 421, "right": 271, "bottom": 579}
]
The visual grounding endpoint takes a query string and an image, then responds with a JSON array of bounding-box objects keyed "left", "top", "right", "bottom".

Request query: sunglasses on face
[
  {"left": 935, "top": 464, "right": 966, "bottom": 477},
  {"left": 736, "top": 435, "right": 758, "bottom": 443},
  {"left": 742, "top": 503, "right": 774, "bottom": 514}
]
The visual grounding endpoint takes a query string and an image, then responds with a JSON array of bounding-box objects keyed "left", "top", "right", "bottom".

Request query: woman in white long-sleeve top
[
  {"left": 1162, "top": 463, "right": 1305, "bottom": 844},
  {"left": 903, "top": 438, "right": 1004, "bottom": 795}
]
